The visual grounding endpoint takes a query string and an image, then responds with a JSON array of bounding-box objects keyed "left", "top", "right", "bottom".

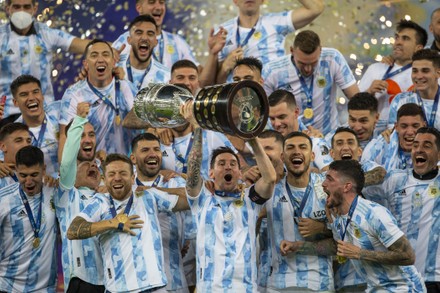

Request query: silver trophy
[
  {"left": 134, "top": 81, "right": 269, "bottom": 139},
  {"left": 133, "top": 83, "right": 193, "bottom": 128}
]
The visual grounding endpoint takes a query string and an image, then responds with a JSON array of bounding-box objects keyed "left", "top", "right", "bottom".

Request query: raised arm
[
  {"left": 122, "top": 108, "right": 151, "bottom": 129},
  {"left": 248, "top": 138, "right": 276, "bottom": 199},
  {"left": 364, "top": 166, "right": 386, "bottom": 186},
  {"left": 291, "top": 0, "right": 324, "bottom": 30},
  {"left": 67, "top": 215, "right": 143, "bottom": 240},
  {"left": 181, "top": 101, "right": 203, "bottom": 197}
]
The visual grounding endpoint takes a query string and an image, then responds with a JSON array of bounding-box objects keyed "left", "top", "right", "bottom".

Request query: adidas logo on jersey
[
  {"left": 226, "top": 40, "right": 233, "bottom": 46},
  {"left": 18, "top": 209, "right": 27, "bottom": 217},
  {"left": 279, "top": 196, "right": 288, "bottom": 203},
  {"left": 80, "top": 194, "right": 87, "bottom": 200},
  {"left": 6, "top": 49, "right": 14, "bottom": 55},
  {"left": 162, "top": 150, "right": 168, "bottom": 157}
]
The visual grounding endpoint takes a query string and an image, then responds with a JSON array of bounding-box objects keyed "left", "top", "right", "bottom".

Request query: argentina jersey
[
  {"left": 60, "top": 79, "right": 137, "bottom": 155},
  {"left": 188, "top": 185, "right": 262, "bottom": 292},
  {"left": 78, "top": 189, "right": 178, "bottom": 292},
  {"left": 330, "top": 197, "right": 425, "bottom": 292},
  {"left": 0, "top": 22, "right": 74, "bottom": 117},
  {"left": 262, "top": 48, "right": 356, "bottom": 135},
  {"left": 265, "top": 174, "right": 334, "bottom": 291},
  {"left": 0, "top": 184, "right": 57, "bottom": 293},
  {"left": 382, "top": 169, "right": 440, "bottom": 282},
  {"left": 136, "top": 176, "right": 188, "bottom": 292}
]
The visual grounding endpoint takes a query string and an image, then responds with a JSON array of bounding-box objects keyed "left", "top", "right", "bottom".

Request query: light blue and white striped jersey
[
  {"left": 330, "top": 197, "right": 426, "bottom": 292},
  {"left": 359, "top": 62, "right": 414, "bottom": 133},
  {"left": 15, "top": 101, "right": 60, "bottom": 177},
  {"left": 78, "top": 189, "right": 178, "bottom": 292},
  {"left": 264, "top": 174, "right": 334, "bottom": 291},
  {"left": 0, "top": 22, "right": 74, "bottom": 117},
  {"left": 361, "top": 131, "right": 412, "bottom": 172},
  {"left": 388, "top": 91, "right": 440, "bottom": 129},
  {"left": 59, "top": 78, "right": 137, "bottom": 155},
  {"left": 188, "top": 184, "right": 263, "bottom": 292},
  {"left": 117, "top": 54, "right": 170, "bottom": 90},
  {"left": 218, "top": 11, "right": 294, "bottom": 81},
  {"left": 0, "top": 184, "right": 58, "bottom": 293},
  {"left": 0, "top": 174, "right": 18, "bottom": 188},
  {"left": 136, "top": 176, "right": 188, "bottom": 292},
  {"left": 382, "top": 169, "right": 440, "bottom": 282},
  {"left": 262, "top": 49, "right": 356, "bottom": 135},
  {"left": 311, "top": 137, "right": 333, "bottom": 171},
  {"left": 361, "top": 159, "right": 387, "bottom": 206},
  {"left": 55, "top": 115, "right": 103, "bottom": 289},
  {"left": 113, "top": 30, "right": 198, "bottom": 69}
]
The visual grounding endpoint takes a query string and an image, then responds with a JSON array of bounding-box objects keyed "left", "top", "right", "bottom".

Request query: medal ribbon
[
  {"left": 11, "top": 173, "right": 18, "bottom": 182},
  {"left": 25, "top": 116, "right": 47, "bottom": 148},
  {"left": 398, "top": 148, "right": 408, "bottom": 169},
  {"left": 109, "top": 194, "right": 134, "bottom": 218},
  {"left": 19, "top": 187, "right": 43, "bottom": 242},
  {"left": 135, "top": 175, "right": 161, "bottom": 187},
  {"left": 416, "top": 87, "right": 440, "bottom": 128},
  {"left": 292, "top": 61, "right": 314, "bottom": 112},
  {"left": 214, "top": 190, "right": 241, "bottom": 198},
  {"left": 285, "top": 175, "right": 312, "bottom": 218},
  {"left": 338, "top": 195, "right": 358, "bottom": 241},
  {"left": 381, "top": 63, "right": 411, "bottom": 80},
  {"left": 87, "top": 79, "right": 121, "bottom": 119},
  {"left": 236, "top": 18, "right": 258, "bottom": 47},
  {"left": 172, "top": 134, "right": 194, "bottom": 174},
  {"left": 126, "top": 57, "right": 152, "bottom": 90}
]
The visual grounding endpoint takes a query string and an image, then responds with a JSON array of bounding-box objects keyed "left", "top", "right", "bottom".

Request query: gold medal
[
  {"left": 336, "top": 255, "right": 347, "bottom": 264},
  {"left": 253, "top": 31, "right": 262, "bottom": 40},
  {"left": 429, "top": 185, "right": 440, "bottom": 198},
  {"left": 33, "top": 237, "right": 41, "bottom": 249},
  {"left": 116, "top": 213, "right": 129, "bottom": 224},
  {"left": 303, "top": 108, "right": 314, "bottom": 119},
  {"left": 317, "top": 76, "right": 326, "bottom": 88},
  {"left": 233, "top": 200, "right": 244, "bottom": 208},
  {"left": 115, "top": 115, "right": 121, "bottom": 125}
]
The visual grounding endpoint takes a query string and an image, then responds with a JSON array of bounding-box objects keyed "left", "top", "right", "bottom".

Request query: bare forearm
[
  {"left": 199, "top": 54, "right": 218, "bottom": 87},
  {"left": 364, "top": 167, "right": 386, "bottom": 186},
  {"left": 122, "top": 108, "right": 150, "bottom": 129},
  {"left": 359, "top": 236, "right": 415, "bottom": 265},
  {"left": 297, "top": 238, "right": 337, "bottom": 256},
  {"left": 249, "top": 138, "right": 276, "bottom": 197},
  {"left": 67, "top": 216, "right": 117, "bottom": 240},
  {"left": 185, "top": 127, "right": 203, "bottom": 197}
]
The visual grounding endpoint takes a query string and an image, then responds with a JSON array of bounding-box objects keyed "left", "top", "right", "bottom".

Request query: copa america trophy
[{"left": 133, "top": 80, "right": 269, "bottom": 139}]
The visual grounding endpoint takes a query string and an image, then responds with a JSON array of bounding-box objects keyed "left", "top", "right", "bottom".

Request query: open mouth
[
  {"left": 139, "top": 43, "right": 149, "bottom": 53},
  {"left": 96, "top": 66, "right": 106, "bottom": 73},
  {"left": 113, "top": 184, "right": 124, "bottom": 190},
  {"left": 82, "top": 145, "right": 93, "bottom": 154},
  {"left": 404, "top": 137, "right": 414, "bottom": 143},
  {"left": 146, "top": 158, "right": 158, "bottom": 166},
  {"left": 415, "top": 155, "right": 427, "bottom": 164},
  {"left": 341, "top": 153, "right": 352, "bottom": 160},
  {"left": 87, "top": 169, "right": 99, "bottom": 179},
  {"left": 27, "top": 102, "right": 38, "bottom": 110},
  {"left": 224, "top": 174, "right": 233, "bottom": 182},
  {"left": 291, "top": 157, "right": 303, "bottom": 166}
]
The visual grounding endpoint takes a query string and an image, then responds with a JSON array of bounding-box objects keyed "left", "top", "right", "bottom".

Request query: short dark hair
[
  {"left": 258, "top": 130, "right": 285, "bottom": 148},
  {"left": 293, "top": 30, "right": 321, "bottom": 54},
  {"left": 397, "top": 103, "right": 425, "bottom": 121},
  {"left": 331, "top": 127, "right": 359, "bottom": 148},
  {"left": 131, "top": 132, "right": 160, "bottom": 151},
  {"left": 84, "top": 39, "right": 114, "bottom": 59},
  {"left": 412, "top": 49, "right": 440, "bottom": 69},
  {"left": 210, "top": 147, "right": 240, "bottom": 169},
  {"left": 347, "top": 92, "right": 378, "bottom": 113},
  {"left": 284, "top": 131, "right": 313, "bottom": 149},
  {"left": 432, "top": 8, "right": 440, "bottom": 21},
  {"left": 328, "top": 159, "right": 365, "bottom": 194},
  {"left": 128, "top": 14, "right": 157, "bottom": 31},
  {"left": 396, "top": 19, "right": 428, "bottom": 47},
  {"left": 233, "top": 57, "right": 263, "bottom": 74},
  {"left": 16, "top": 145, "right": 44, "bottom": 168},
  {"left": 416, "top": 127, "right": 440, "bottom": 150},
  {"left": 10, "top": 75, "right": 41, "bottom": 98},
  {"left": 0, "top": 122, "right": 29, "bottom": 142},
  {"left": 171, "top": 59, "right": 198, "bottom": 74},
  {"left": 7, "top": 0, "right": 36, "bottom": 5},
  {"left": 103, "top": 153, "right": 134, "bottom": 175},
  {"left": 268, "top": 89, "right": 297, "bottom": 108}
]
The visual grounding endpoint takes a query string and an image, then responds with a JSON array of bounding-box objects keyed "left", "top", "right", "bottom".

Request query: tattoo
[
  {"left": 298, "top": 238, "right": 337, "bottom": 256},
  {"left": 186, "top": 128, "right": 203, "bottom": 192},
  {"left": 359, "top": 236, "right": 415, "bottom": 265},
  {"left": 122, "top": 109, "right": 150, "bottom": 129},
  {"left": 67, "top": 217, "right": 92, "bottom": 239},
  {"left": 364, "top": 167, "right": 386, "bottom": 186}
]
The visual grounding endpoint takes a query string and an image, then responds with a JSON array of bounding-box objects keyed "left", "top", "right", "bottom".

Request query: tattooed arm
[
  {"left": 122, "top": 108, "right": 151, "bottom": 129},
  {"left": 336, "top": 235, "right": 415, "bottom": 266},
  {"left": 280, "top": 238, "right": 337, "bottom": 256},
  {"left": 67, "top": 215, "right": 144, "bottom": 239},
  {"left": 364, "top": 166, "right": 386, "bottom": 186}
]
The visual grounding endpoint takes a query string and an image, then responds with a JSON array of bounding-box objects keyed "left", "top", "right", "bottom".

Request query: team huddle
[{"left": 1, "top": 0, "right": 440, "bottom": 292}]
